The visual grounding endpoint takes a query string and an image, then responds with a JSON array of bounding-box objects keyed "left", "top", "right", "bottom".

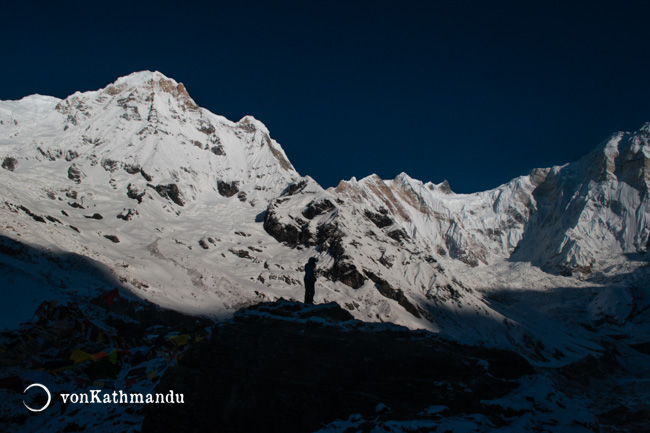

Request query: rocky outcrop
[
  {"left": 445, "top": 230, "right": 487, "bottom": 268},
  {"left": 330, "top": 260, "right": 365, "bottom": 289},
  {"left": 210, "top": 145, "right": 225, "bottom": 156},
  {"left": 117, "top": 208, "right": 138, "bottom": 221},
  {"left": 387, "top": 227, "right": 409, "bottom": 243},
  {"left": 103, "top": 234, "right": 120, "bottom": 243},
  {"left": 127, "top": 183, "right": 146, "bottom": 203},
  {"left": 140, "top": 168, "right": 153, "bottom": 182},
  {"left": 101, "top": 158, "right": 120, "bottom": 172},
  {"left": 364, "top": 271, "right": 421, "bottom": 318},
  {"left": 153, "top": 184, "right": 185, "bottom": 206},
  {"left": 17, "top": 205, "right": 46, "bottom": 223},
  {"left": 123, "top": 163, "right": 141, "bottom": 175},
  {"left": 2, "top": 157, "right": 17, "bottom": 171},
  {"left": 142, "top": 301, "right": 533, "bottom": 433},
  {"left": 263, "top": 204, "right": 312, "bottom": 248},
  {"left": 302, "top": 198, "right": 336, "bottom": 219},
  {"left": 217, "top": 180, "right": 239, "bottom": 197},
  {"left": 67, "top": 163, "right": 85, "bottom": 184},
  {"left": 364, "top": 209, "right": 393, "bottom": 228},
  {"left": 281, "top": 180, "right": 308, "bottom": 196},
  {"left": 64, "top": 150, "right": 78, "bottom": 161}
]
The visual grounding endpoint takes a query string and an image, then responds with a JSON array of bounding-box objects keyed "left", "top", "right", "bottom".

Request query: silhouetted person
[{"left": 304, "top": 257, "right": 317, "bottom": 304}]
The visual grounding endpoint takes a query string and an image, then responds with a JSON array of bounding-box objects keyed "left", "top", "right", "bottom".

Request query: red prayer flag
[{"left": 104, "top": 288, "right": 120, "bottom": 307}]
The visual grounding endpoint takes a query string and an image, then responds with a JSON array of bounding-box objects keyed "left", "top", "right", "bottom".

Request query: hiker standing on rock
[{"left": 304, "top": 257, "right": 317, "bottom": 304}]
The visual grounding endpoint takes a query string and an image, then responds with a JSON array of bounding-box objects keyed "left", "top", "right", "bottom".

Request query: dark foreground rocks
[{"left": 142, "top": 301, "right": 533, "bottom": 433}]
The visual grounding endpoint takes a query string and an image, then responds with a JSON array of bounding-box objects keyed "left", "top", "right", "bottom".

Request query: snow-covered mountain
[
  {"left": 512, "top": 125, "right": 650, "bottom": 273},
  {"left": 0, "top": 71, "right": 301, "bottom": 320},
  {"left": 1, "top": 71, "right": 649, "bottom": 366}
]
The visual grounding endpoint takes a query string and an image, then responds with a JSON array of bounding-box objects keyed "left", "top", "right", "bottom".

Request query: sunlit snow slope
[{"left": 1, "top": 71, "right": 649, "bottom": 365}]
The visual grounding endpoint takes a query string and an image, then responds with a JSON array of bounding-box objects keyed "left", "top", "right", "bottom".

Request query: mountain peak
[
  {"left": 237, "top": 115, "right": 270, "bottom": 135},
  {"left": 1, "top": 71, "right": 300, "bottom": 211},
  {"left": 110, "top": 70, "right": 175, "bottom": 89},
  {"left": 101, "top": 70, "right": 198, "bottom": 110},
  {"left": 435, "top": 179, "right": 453, "bottom": 194}
]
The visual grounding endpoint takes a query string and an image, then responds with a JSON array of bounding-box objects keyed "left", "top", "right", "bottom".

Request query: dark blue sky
[{"left": 4, "top": 1, "right": 650, "bottom": 192}]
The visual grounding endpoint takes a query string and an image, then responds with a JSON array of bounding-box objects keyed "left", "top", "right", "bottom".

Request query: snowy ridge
[
  {"left": 333, "top": 171, "right": 540, "bottom": 266},
  {"left": 1, "top": 71, "right": 649, "bottom": 368},
  {"left": 513, "top": 126, "right": 650, "bottom": 274}
]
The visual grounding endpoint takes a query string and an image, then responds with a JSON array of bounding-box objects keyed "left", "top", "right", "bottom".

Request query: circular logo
[{"left": 23, "top": 383, "right": 51, "bottom": 412}]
